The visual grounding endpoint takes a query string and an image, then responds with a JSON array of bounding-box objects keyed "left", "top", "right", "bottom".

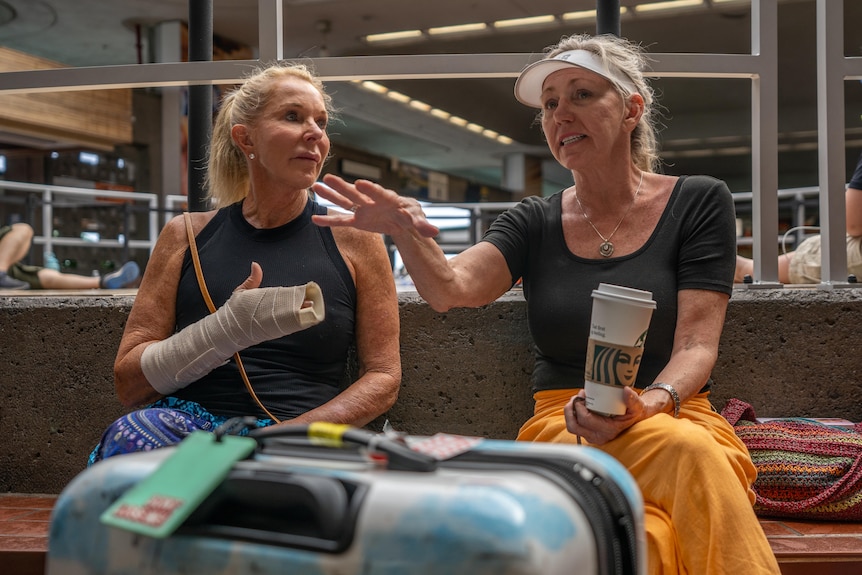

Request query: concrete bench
[
  {"left": 1, "top": 286, "right": 861, "bottom": 494},
  {"left": 1, "top": 286, "right": 861, "bottom": 575}
]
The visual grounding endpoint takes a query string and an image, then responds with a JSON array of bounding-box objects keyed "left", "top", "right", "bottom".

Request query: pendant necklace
[{"left": 573, "top": 171, "right": 644, "bottom": 258}]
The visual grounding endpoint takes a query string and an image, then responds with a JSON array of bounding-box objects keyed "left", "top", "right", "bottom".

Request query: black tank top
[{"left": 172, "top": 199, "right": 356, "bottom": 421}]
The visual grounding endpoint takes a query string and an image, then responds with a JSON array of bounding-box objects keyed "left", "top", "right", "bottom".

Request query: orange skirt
[{"left": 518, "top": 389, "right": 780, "bottom": 575}]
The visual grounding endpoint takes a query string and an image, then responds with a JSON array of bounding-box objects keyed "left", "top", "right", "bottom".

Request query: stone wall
[{"left": 1, "top": 287, "right": 861, "bottom": 494}]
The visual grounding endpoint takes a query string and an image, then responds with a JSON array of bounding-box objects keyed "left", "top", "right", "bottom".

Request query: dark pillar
[
  {"left": 596, "top": 0, "right": 621, "bottom": 36},
  {"left": 187, "top": 0, "right": 213, "bottom": 211}
]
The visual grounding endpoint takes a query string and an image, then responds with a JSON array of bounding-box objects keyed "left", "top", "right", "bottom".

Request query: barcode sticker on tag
[{"left": 408, "top": 433, "right": 483, "bottom": 460}]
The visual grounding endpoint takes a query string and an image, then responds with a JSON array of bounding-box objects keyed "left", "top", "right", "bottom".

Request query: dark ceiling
[{"left": 0, "top": 0, "right": 860, "bottom": 194}]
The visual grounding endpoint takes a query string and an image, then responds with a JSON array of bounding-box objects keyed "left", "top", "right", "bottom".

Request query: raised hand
[{"left": 312, "top": 173, "right": 440, "bottom": 239}]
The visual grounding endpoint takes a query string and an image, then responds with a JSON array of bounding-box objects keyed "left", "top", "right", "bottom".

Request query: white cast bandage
[{"left": 141, "top": 282, "right": 325, "bottom": 395}]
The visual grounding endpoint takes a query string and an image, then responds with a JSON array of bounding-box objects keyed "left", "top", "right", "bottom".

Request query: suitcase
[{"left": 47, "top": 421, "right": 647, "bottom": 575}]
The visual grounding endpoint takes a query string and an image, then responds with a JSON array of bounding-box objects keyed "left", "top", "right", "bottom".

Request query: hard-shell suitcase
[{"left": 47, "top": 422, "right": 647, "bottom": 575}]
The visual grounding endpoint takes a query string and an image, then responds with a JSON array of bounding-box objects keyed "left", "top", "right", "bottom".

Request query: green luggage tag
[{"left": 100, "top": 430, "right": 256, "bottom": 538}]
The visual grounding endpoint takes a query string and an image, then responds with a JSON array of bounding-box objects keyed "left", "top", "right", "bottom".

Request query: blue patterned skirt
[{"left": 88, "top": 397, "right": 273, "bottom": 466}]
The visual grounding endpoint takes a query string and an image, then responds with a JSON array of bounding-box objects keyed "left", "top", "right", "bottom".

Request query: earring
[{"left": 248, "top": 153, "right": 255, "bottom": 160}]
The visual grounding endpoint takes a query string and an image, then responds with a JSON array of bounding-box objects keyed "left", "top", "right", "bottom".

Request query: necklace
[{"left": 573, "top": 171, "right": 644, "bottom": 257}]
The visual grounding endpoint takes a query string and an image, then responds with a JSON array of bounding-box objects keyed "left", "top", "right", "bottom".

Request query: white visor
[{"left": 514, "top": 49, "right": 637, "bottom": 109}]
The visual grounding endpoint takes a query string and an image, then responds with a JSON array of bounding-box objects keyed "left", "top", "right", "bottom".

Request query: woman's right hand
[
  {"left": 311, "top": 173, "right": 439, "bottom": 239},
  {"left": 564, "top": 388, "right": 646, "bottom": 446}
]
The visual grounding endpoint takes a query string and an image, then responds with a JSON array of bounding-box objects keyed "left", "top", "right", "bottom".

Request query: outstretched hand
[
  {"left": 563, "top": 387, "right": 646, "bottom": 445},
  {"left": 311, "top": 173, "right": 440, "bottom": 239}
]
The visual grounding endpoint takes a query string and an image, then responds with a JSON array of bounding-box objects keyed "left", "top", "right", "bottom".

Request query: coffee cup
[{"left": 584, "top": 283, "right": 656, "bottom": 416}]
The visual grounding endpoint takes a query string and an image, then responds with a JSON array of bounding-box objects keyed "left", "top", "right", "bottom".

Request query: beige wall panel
[{"left": 0, "top": 47, "right": 132, "bottom": 149}]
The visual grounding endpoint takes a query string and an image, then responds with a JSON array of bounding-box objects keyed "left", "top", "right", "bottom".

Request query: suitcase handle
[
  {"left": 237, "top": 419, "right": 439, "bottom": 472},
  {"left": 180, "top": 468, "right": 363, "bottom": 553}
]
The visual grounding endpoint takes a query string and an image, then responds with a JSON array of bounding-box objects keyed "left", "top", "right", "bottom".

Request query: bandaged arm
[{"left": 141, "top": 282, "right": 325, "bottom": 395}]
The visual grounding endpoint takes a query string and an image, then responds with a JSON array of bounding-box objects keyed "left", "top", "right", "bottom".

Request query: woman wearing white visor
[{"left": 313, "top": 34, "right": 780, "bottom": 575}]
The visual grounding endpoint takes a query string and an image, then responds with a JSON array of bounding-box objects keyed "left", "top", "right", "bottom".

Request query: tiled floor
[
  {"left": 760, "top": 517, "right": 862, "bottom": 575},
  {"left": 1, "top": 493, "right": 861, "bottom": 574},
  {"left": 0, "top": 494, "right": 56, "bottom": 575}
]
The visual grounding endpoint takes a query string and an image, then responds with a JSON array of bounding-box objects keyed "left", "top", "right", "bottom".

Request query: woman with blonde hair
[{"left": 90, "top": 62, "right": 401, "bottom": 462}]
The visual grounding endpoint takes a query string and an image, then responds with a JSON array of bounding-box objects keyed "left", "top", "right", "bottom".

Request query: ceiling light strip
[
  {"left": 365, "top": 29, "right": 424, "bottom": 43},
  {"left": 562, "top": 10, "right": 597, "bottom": 22},
  {"left": 360, "top": 80, "right": 387, "bottom": 93},
  {"left": 354, "top": 82, "right": 512, "bottom": 145},
  {"left": 635, "top": 0, "right": 704, "bottom": 13},
  {"left": 428, "top": 23, "right": 488, "bottom": 36},
  {"left": 359, "top": 2, "right": 738, "bottom": 47},
  {"left": 493, "top": 15, "right": 557, "bottom": 29},
  {"left": 386, "top": 90, "right": 411, "bottom": 103}
]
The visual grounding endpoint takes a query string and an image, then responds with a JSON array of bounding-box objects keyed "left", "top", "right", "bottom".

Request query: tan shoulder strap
[
  {"left": 182, "top": 212, "right": 281, "bottom": 423},
  {"left": 183, "top": 212, "right": 216, "bottom": 313}
]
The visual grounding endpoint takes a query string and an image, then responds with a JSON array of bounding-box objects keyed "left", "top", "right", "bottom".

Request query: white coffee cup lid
[{"left": 592, "top": 283, "right": 656, "bottom": 309}]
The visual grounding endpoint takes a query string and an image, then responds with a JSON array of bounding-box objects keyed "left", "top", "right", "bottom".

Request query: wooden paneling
[{"left": 0, "top": 47, "right": 132, "bottom": 150}]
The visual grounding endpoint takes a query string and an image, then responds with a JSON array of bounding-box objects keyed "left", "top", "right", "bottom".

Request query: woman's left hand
[
  {"left": 312, "top": 173, "right": 439, "bottom": 239},
  {"left": 564, "top": 387, "right": 646, "bottom": 445}
]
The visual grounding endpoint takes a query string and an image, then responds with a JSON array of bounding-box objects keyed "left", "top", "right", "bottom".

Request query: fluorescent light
[
  {"left": 493, "top": 15, "right": 556, "bottom": 29},
  {"left": 635, "top": 0, "right": 703, "bottom": 13},
  {"left": 365, "top": 29, "right": 423, "bottom": 43},
  {"left": 386, "top": 91, "right": 411, "bottom": 103},
  {"left": 562, "top": 10, "right": 596, "bottom": 21},
  {"left": 409, "top": 99, "right": 432, "bottom": 112},
  {"left": 428, "top": 22, "right": 488, "bottom": 36},
  {"left": 354, "top": 86, "right": 515, "bottom": 147},
  {"left": 561, "top": 6, "right": 629, "bottom": 22},
  {"left": 360, "top": 81, "right": 388, "bottom": 94},
  {"left": 563, "top": 7, "right": 628, "bottom": 21}
]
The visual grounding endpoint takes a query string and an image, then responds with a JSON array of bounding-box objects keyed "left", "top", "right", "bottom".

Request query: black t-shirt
[
  {"left": 482, "top": 175, "right": 736, "bottom": 393},
  {"left": 173, "top": 200, "right": 356, "bottom": 420}
]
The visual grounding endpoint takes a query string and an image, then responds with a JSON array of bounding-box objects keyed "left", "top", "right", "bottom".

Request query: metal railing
[
  {"left": 732, "top": 186, "right": 821, "bottom": 250},
  {"left": 165, "top": 195, "right": 190, "bottom": 226},
  {"left": 425, "top": 188, "right": 828, "bottom": 256},
  {"left": 0, "top": 0, "right": 857, "bottom": 287},
  {"left": 0, "top": 0, "right": 783, "bottom": 282},
  {"left": 0, "top": 180, "right": 829, "bottom": 267},
  {"left": 0, "top": 181, "right": 160, "bottom": 258}
]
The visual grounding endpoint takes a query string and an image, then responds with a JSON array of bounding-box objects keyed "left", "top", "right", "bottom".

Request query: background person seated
[
  {"left": 735, "top": 151, "right": 862, "bottom": 283},
  {"left": 0, "top": 222, "right": 140, "bottom": 290}
]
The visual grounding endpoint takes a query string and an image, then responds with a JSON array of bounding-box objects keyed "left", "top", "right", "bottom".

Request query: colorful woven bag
[{"left": 721, "top": 398, "right": 862, "bottom": 521}]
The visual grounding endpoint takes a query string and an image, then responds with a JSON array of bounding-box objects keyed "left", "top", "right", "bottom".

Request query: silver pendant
[{"left": 599, "top": 241, "right": 615, "bottom": 257}]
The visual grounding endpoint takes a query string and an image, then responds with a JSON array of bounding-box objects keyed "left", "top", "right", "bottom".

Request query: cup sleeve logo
[{"left": 586, "top": 341, "right": 644, "bottom": 387}]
